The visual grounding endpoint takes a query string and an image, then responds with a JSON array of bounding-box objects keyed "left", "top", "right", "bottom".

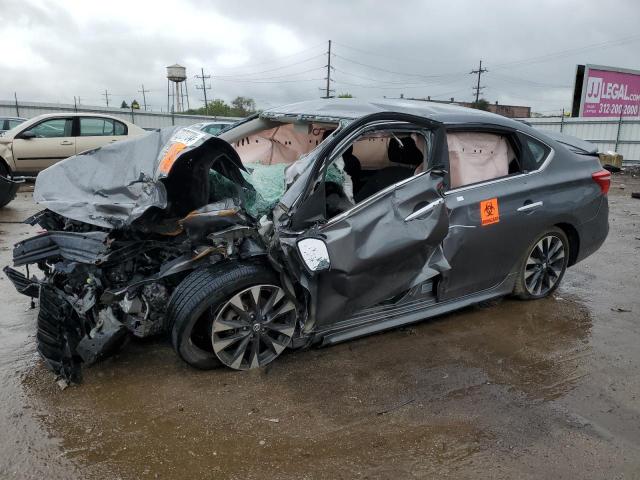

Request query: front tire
[
  {"left": 167, "top": 262, "right": 297, "bottom": 370},
  {"left": 513, "top": 227, "right": 569, "bottom": 300},
  {"left": 0, "top": 162, "right": 18, "bottom": 208}
]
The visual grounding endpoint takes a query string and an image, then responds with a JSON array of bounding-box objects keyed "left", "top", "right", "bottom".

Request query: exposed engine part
[{"left": 120, "top": 283, "right": 169, "bottom": 338}]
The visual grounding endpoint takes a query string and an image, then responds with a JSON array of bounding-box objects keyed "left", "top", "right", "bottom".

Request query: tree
[
  {"left": 131, "top": 100, "right": 140, "bottom": 110},
  {"left": 120, "top": 100, "right": 129, "bottom": 109},
  {"left": 230, "top": 96, "right": 256, "bottom": 116},
  {"left": 208, "top": 98, "right": 232, "bottom": 116},
  {"left": 337, "top": 93, "right": 353, "bottom": 98},
  {"left": 470, "top": 98, "right": 490, "bottom": 111},
  {"left": 183, "top": 96, "right": 257, "bottom": 117}
]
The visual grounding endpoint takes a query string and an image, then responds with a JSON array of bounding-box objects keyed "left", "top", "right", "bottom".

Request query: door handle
[
  {"left": 110, "top": 139, "right": 118, "bottom": 142},
  {"left": 405, "top": 198, "right": 444, "bottom": 221},
  {"left": 517, "top": 201, "right": 543, "bottom": 212},
  {"left": 60, "top": 140, "right": 73, "bottom": 145}
]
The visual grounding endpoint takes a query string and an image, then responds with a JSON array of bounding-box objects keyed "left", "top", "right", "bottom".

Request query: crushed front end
[{"left": 4, "top": 128, "right": 273, "bottom": 384}]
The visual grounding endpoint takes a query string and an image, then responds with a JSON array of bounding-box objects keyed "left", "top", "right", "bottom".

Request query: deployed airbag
[{"left": 448, "top": 132, "right": 509, "bottom": 188}]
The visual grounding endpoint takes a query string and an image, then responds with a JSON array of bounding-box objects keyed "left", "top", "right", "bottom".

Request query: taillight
[{"left": 592, "top": 170, "right": 611, "bottom": 195}]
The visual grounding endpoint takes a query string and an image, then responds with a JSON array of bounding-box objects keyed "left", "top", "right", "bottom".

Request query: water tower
[{"left": 166, "top": 64, "right": 190, "bottom": 113}]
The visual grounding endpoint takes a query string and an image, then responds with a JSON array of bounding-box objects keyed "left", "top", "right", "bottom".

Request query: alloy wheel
[
  {"left": 212, "top": 285, "right": 296, "bottom": 370},
  {"left": 524, "top": 235, "right": 565, "bottom": 296}
]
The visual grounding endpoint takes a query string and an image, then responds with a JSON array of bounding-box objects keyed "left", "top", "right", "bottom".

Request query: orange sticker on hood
[
  {"left": 480, "top": 198, "right": 500, "bottom": 225},
  {"left": 158, "top": 142, "right": 187, "bottom": 174}
]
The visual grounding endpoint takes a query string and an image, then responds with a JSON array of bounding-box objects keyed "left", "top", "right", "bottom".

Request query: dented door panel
[{"left": 303, "top": 172, "right": 450, "bottom": 328}]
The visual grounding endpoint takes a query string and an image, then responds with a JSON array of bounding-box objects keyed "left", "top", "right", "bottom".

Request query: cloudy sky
[{"left": 2, "top": 0, "right": 640, "bottom": 114}]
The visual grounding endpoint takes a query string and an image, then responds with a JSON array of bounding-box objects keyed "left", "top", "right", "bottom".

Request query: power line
[
  {"left": 214, "top": 54, "right": 325, "bottom": 78},
  {"left": 195, "top": 68, "right": 212, "bottom": 114},
  {"left": 333, "top": 53, "right": 468, "bottom": 81},
  {"left": 215, "top": 77, "right": 324, "bottom": 84},
  {"left": 470, "top": 60, "right": 488, "bottom": 103},
  {"left": 492, "top": 32, "right": 640, "bottom": 69},
  {"left": 102, "top": 89, "right": 112, "bottom": 107},
  {"left": 322, "top": 40, "right": 335, "bottom": 98},
  {"left": 214, "top": 66, "right": 325, "bottom": 82},
  {"left": 332, "top": 41, "right": 462, "bottom": 68},
  {"left": 211, "top": 42, "right": 326, "bottom": 72},
  {"left": 491, "top": 72, "right": 571, "bottom": 89},
  {"left": 138, "top": 84, "right": 150, "bottom": 111}
]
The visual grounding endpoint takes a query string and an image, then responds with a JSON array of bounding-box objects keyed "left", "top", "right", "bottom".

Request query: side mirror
[
  {"left": 297, "top": 238, "right": 330, "bottom": 272},
  {"left": 20, "top": 130, "right": 36, "bottom": 140}
]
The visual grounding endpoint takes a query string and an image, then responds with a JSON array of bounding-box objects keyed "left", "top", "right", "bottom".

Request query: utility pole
[
  {"left": 195, "top": 68, "right": 212, "bottom": 114},
  {"left": 321, "top": 40, "right": 334, "bottom": 99},
  {"left": 102, "top": 89, "right": 112, "bottom": 107},
  {"left": 470, "top": 60, "right": 488, "bottom": 103},
  {"left": 138, "top": 84, "right": 150, "bottom": 111}
]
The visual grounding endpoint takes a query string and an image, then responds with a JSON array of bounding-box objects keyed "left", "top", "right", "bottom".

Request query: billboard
[{"left": 572, "top": 64, "right": 640, "bottom": 117}]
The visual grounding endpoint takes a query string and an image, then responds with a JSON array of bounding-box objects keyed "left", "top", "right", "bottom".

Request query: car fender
[{"left": 0, "top": 143, "right": 16, "bottom": 172}]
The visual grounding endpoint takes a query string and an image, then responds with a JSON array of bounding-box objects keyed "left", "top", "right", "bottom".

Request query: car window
[
  {"left": 204, "top": 125, "right": 222, "bottom": 134},
  {"left": 29, "top": 118, "right": 73, "bottom": 138},
  {"left": 446, "top": 131, "right": 522, "bottom": 189},
  {"left": 320, "top": 129, "right": 429, "bottom": 218},
  {"left": 80, "top": 118, "right": 116, "bottom": 136},
  {"left": 522, "top": 136, "right": 551, "bottom": 170},
  {"left": 114, "top": 120, "right": 127, "bottom": 135},
  {"left": 8, "top": 119, "right": 23, "bottom": 129}
]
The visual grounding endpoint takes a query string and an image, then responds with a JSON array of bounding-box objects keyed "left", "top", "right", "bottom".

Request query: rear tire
[
  {"left": 167, "top": 261, "right": 296, "bottom": 370},
  {"left": 513, "top": 227, "right": 569, "bottom": 300}
]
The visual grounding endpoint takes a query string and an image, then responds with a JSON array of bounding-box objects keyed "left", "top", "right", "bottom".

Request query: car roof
[
  {"left": 260, "top": 98, "right": 523, "bottom": 129},
  {"left": 23, "top": 112, "right": 134, "bottom": 123}
]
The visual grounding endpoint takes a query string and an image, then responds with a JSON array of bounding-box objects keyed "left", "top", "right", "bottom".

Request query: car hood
[{"left": 34, "top": 127, "right": 251, "bottom": 229}]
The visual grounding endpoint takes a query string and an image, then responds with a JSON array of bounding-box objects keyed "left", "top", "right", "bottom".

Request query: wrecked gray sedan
[{"left": 4, "top": 99, "right": 610, "bottom": 382}]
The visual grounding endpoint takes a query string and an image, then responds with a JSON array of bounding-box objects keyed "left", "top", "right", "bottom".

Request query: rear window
[
  {"left": 80, "top": 118, "right": 115, "bottom": 136},
  {"left": 79, "top": 118, "right": 128, "bottom": 136},
  {"left": 522, "top": 136, "right": 551, "bottom": 170},
  {"left": 114, "top": 120, "right": 127, "bottom": 135}
]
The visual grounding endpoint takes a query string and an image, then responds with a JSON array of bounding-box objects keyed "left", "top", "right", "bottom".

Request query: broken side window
[{"left": 320, "top": 129, "right": 432, "bottom": 219}]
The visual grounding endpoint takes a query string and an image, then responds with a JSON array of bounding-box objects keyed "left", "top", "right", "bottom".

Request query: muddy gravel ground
[{"left": 1, "top": 174, "right": 639, "bottom": 480}]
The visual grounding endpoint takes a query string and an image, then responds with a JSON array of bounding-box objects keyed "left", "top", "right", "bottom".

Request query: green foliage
[
  {"left": 470, "top": 98, "right": 490, "bottom": 111},
  {"left": 131, "top": 100, "right": 140, "bottom": 110},
  {"left": 337, "top": 93, "right": 353, "bottom": 98},
  {"left": 184, "top": 96, "right": 256, "bottom": 117},
  {"left": 230, "top": 96, "right": 256, "bottom": 116},
  {"left": 120, "top": 100, "right": 129, "bottom": 109}
]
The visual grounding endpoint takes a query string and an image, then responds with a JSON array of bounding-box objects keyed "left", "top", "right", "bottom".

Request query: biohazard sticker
[{"left": 480, "top": 198, "right": 500, "bottom": 226}]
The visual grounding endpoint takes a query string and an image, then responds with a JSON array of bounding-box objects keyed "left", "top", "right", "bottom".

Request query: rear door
[
  {"left": 439, "top": 127, "right": 552, "bottom": 299},
  {"left": 75, "top": 117, "right": 128, "bottom": 154},
  {"left": 12, "top": 117, "right": 75, "bottom": 172}
]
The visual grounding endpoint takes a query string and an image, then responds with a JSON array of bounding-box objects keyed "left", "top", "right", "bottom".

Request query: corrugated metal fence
[
  {"left": 523, "top": 116, "right": 640, "bottom": 163},
  {"left": 0, "top": 100, "right": 242, "bottom": 129},
  {"left": 3, "top": 99, "right": 639, "bottom": 163}
]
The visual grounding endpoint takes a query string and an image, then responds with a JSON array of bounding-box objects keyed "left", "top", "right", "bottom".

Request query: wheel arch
[
  {"left": 555, "top": 222, "right": 580, "bottom": 266},
  {"left": 0, "top": 155, "right": 13, "bottom": 175}
]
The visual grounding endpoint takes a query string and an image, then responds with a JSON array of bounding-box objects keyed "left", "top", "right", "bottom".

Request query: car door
[
  {"left": 12, "top": 117, "right": 75, "bottom": 172},
  {"left": 438, "top": 127, "right": 552, "bottom": 300},
  {"left": 285, "top": 112, "right": 451, "bottom": 329},
  {"left": 75, "top": 117, "right": 128, "bottom": 154}
]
